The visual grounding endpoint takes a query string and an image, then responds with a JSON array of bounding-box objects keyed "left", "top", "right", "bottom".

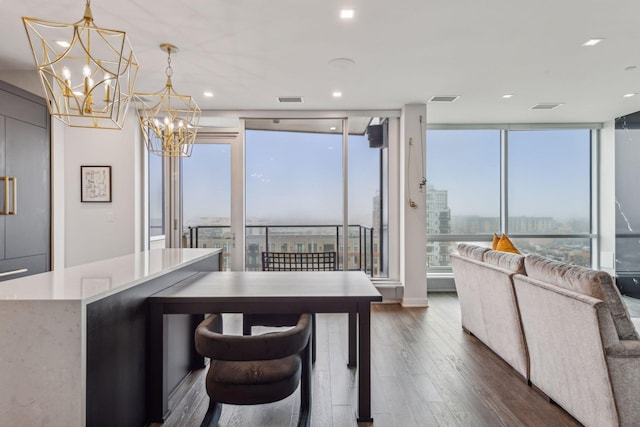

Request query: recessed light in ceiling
[
  {"left": 333, "top": 91, "right": 342, "bottom": 98},
  {"left": 56, "top": 40, "right": 70, "bottom": 48},
  {"left": 625, "top": 66, "right": 637, "bottom": 71},
  {"left": 502, "top": 94, "right": 514, "bottom": 99},
  {"left": 429, "top": 96, "right": 459, "bottom": 103},
  {"left": 330, "top": 126, "right": 337, "bottom": 131},
  {"left": 328, "top": 57, "right": 356, "bottom": 70},
  {"left": 276, "top": 96, "right": 303, "bottom": 103},
  {"left": 624, "top": 93, "right": 637, "bottom": 98},
  {"left": 531, "top": 103, "right": 563, "bottom": 110},
  {"left": 203, "top": 91, "right": 214, "bottom": 97},
  {"left": 582, "top": 38, "right": 604, "bottom": 47},
  {"left": 340, "top": 9, "right": 354, "bottom": 19}
]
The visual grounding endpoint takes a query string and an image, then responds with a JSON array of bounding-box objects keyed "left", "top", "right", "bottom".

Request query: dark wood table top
[{"left": 150, "top": 271, "right": 382, "bottom": 303}]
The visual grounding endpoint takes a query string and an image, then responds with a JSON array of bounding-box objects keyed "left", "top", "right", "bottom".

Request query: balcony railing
[{"left": 185, "top": 224, "right": 377, "bottom": 276}]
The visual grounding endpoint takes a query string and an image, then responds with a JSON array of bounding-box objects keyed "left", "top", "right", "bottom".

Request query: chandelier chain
[{"left": 166, "top": 52, "right": 173, "bottom": 78}]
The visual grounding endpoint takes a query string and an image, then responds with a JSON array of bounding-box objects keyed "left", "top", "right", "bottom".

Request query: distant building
[{"left": 426, "top": 185, "right": 451, "bottom": 268}]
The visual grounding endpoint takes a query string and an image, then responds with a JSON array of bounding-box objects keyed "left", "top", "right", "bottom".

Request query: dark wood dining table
[{"left": 146, "top": 270, "right": 382, "bottom": 423}]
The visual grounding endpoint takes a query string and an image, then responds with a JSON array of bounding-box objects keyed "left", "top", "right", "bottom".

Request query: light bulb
[
  {"left": 164, "top": 117, "right": 169, "bottom": 125},
  {"left": 83, "top": 65, "right": 91, "bottom": 78},
  {"left": 62, "top": 67, "right": 71, "bottom": 79},
  {"left": 178, "top": 120, "right": 184, "bottom": 128}
]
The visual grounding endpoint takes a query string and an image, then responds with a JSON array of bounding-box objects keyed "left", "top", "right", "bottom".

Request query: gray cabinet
[{"left": 0, "top": 81, "right": 50, "bottom": 281}]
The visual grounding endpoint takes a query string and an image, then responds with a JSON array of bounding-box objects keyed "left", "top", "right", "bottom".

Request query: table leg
[
  {"left": 147, "top": 303, "right": 168, "bottom": 422},
  {"left": 348, "top": 312, "right": 357, "bottom": 367},
  {"left": 356, "top": 302, "right": 373, "bottom": 422}
]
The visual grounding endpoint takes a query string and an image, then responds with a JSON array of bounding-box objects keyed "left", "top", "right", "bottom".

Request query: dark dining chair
[
  {"left": 242, "top": 251, "right": 337, "bottom": 363},
  {"left": 194, "top": 313, "right": 312, "bottom": 427}
]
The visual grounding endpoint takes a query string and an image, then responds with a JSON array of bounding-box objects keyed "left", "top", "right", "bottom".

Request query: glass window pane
[
  {"left": 349, "top": 119, "right": 386, "bottom": 277},
  {"left": 509, "top": 237, "right": 591, "bottom": 267},
  {"left": 182, "top": 143, "right": 232, "bottom": 270},
  {"left": 426, "top": 130, "right": 501, "bottom": 236},
  {"left": 245, "top": 119, "right": 343, "bottom": 271},
  {"left": 507, "top": 130, "right": 590, "bottom": 234},
  {"left": 426, "top": 129, "right": 500, "bottom": 270}
]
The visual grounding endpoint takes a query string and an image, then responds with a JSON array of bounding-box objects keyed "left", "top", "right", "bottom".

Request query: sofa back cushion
[
  {"left": 524, "top": 254, "right": 639, "bottom": 340},
  {"left": 484, "top": 250, "right": 525, "bottom": 274},
  {"left": 456, "top": 243, "right": 489, "bottom": 261}
]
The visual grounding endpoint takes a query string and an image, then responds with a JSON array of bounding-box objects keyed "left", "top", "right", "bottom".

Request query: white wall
[
  {"left": 598, "top": 121, "right": 616, "bottom": 274},
  {"left": 62, "top": 111, "right": 143, "bottom": 267}
]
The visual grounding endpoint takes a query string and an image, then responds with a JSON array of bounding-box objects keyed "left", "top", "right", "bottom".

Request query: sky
[
  {"left": 426, "top": 129, "right": 591, "bottom": 222},
  {"left": 180, "top": 126, "right": 381, "bottom": 227},
  {"left": 175, "top": 127, "right": 592, "bottom": 230}
]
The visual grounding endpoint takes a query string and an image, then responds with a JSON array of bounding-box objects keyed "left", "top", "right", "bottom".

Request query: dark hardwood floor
[{"left": 152, "top": 293, "right": 603, "bottom": 427}]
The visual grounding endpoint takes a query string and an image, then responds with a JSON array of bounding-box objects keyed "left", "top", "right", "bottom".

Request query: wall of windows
[{"left": 426, "top": 128, "right": 594, "bottom": 272}]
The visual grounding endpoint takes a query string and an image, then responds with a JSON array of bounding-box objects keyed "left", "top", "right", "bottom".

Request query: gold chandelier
[
  {"left": 134, "top": 44, "right": 200, "bottom": 157},
  {"left": 22, "top": 0, "right": 139, "bottom": 129}
]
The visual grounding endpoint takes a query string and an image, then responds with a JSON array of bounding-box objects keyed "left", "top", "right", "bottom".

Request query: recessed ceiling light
[
  {"left": 330, "top": 126, "right": 337, "bottom": 131},
  {"left": 625, "top": 66, "right": 637, "bottom": 71},
  {"left": 624, "top": 93, "right": 637, "bottom": 98},
  {"left": 502, "top": 94, "right": 513, "bottom": 99},
  {"left": 340, "top": 9, "right": 354, "bottom": 19},
  {"left": 333, "top": 91, "right": 342, "bottom": 98},
  {"left": 582, "top": 38, "right": 604, "bottom": 47},
  {"left": 56, "top": 40, "right": 70, "bottom": 48},
  {"left": 328, "top": 57, "right": 356, "bottom": 70},
  {"left": 203, "top": 91, "right": 214, "bottom": 97}
]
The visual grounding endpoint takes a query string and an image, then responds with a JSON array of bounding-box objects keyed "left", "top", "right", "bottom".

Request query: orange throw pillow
[
  {"left": 492, "top": 233, "right": 500, "bottom": 250},
  {"left": 496, "top": 234, "right": 521, "bottom": 254}
]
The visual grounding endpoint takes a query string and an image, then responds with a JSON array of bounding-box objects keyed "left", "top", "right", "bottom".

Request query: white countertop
[{"left": 0, "top": 248, "right": 220, "bottom": 302}]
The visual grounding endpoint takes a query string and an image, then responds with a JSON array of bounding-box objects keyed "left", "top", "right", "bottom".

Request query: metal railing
[{"left": 186, "top": 224, "right": 376, "bottom": 275}]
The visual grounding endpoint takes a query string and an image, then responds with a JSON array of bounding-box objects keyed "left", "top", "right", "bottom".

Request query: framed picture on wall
[{"left": 81, "top": 165, "right": 112, "bottom": 202}]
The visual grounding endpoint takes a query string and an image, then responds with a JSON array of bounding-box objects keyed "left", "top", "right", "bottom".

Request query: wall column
[
  {"left": 598, "top": 120, "right": 616, "bottom": 274},
  {"left": 400, "top": 104, "right": 428, "bottom": 307}
]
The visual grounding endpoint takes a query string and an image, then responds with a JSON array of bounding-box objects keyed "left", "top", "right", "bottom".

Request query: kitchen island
[{"left": 0, "top": 248, "right": 221, "bottom": 427}]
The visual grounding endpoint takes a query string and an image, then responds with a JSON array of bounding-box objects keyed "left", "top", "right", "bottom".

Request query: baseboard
[{"left": 401, "top": 297, "right": 429, "bottom": 308}]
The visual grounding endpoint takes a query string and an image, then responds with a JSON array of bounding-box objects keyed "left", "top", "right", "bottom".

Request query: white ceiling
[{"left": 2, "top": 0, "right": 640, "bottom": 125}]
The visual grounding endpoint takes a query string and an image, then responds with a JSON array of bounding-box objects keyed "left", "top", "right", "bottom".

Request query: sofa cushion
[
  {"left": 456, "top": 243, "right": 490, "bottom": 261},
  {"left": 492, "top": 233, "right": 500, "bottom": 250},
  {"left": 483, "top": 250, "right": 526, "bottom": 274},
  {"left": 525, "top": 254, "right": 639, "bottom": 340}
]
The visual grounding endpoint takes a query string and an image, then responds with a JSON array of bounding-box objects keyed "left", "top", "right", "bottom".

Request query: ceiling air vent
[
  {"left": 531, "top": 103, "right": 563, "bottom": 110},
  {"left": 429, "top": 96, "right": 459, "bottom": 103},
  {"left": 277, "top": 96, "right": 304, "bottom": 103}
]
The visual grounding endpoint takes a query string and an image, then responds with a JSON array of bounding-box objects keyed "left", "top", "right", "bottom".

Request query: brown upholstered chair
[
  {"left": 242, "top": 251, "right": 337, "bottom": 363},
  {"left": 194, "top": 313, "right": 312, "bottom": 427}
]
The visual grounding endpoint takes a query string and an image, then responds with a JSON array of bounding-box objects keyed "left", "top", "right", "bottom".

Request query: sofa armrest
[{"left": 606, "top": 340, "right": 640, "bottom": 358}]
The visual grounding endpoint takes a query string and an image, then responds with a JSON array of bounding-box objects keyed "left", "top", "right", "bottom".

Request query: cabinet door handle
[
  {"left": 0, "top": 268, "right": 28, "bottom": 277},
  {"left": 0, "top": 177, "right": 16, "bottom": 215}
]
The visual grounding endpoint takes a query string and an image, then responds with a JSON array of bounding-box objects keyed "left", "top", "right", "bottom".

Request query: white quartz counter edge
[{"left": 0, "top": 248, "right": 221, "bottom": 302}]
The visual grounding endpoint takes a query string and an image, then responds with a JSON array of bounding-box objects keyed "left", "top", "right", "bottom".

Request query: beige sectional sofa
[
  {"left": 452, "top": 244, "right": 640, "bottom": 427},
  {"left": 450, "top": 243, "right": 529, "bottom": 380}
]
